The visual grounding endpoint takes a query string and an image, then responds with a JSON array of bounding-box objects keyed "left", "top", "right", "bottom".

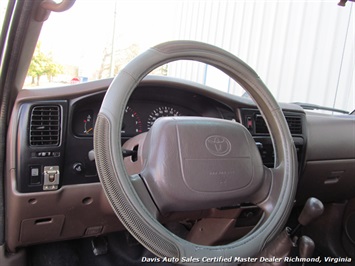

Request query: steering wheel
[{"left": 94, "top": 41, "right": 297, "bottom": 263}]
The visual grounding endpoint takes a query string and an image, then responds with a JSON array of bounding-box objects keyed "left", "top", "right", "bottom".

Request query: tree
[
  {"left": 98, "top": 43, "right": 141, "bottom": 79},
  {"left": 98, "top": 43, "right": 168, "bottom": 79},
  {"left": 28, "top": 42, "right": 63, "bottom": 86}
]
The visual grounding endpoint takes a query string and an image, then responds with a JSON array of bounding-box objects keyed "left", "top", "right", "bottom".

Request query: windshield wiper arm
[{"left": 293, "top": 102, "right": 349, "bottom": 114}]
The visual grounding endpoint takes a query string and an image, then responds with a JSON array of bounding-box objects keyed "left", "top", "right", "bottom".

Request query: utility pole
[{"left": 110, "top": 2, "right": 118, "bottom": 77}]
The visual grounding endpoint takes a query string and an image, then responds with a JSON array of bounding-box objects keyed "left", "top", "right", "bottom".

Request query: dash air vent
[
  {"left": 255, "top": 114, "right": 302, "bottom": 135},
  {"left": 29, "top": 105, "right": 61, "bottom": 146},
  {"left": 285, "top": 116, "right": 302, "bottom": 134}
]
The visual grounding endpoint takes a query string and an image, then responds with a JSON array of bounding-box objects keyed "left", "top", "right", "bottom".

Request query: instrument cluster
[
  {"left": 72, "top": 100, "right": 199, "bottom": 138},
  {"left": 71, "top": 85, "right": 236, "bottom": 140},
  {"left": 120, "top": 102, "right": 195, "bottom": 137}
]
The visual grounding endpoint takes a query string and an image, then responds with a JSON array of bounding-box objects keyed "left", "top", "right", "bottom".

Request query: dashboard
[
  {"left": 13, "top": 76, "right": 308, "bottom": 194},
  {"left": 71, "top": 86, "right": 230, "bottom": 140},
  {"left": 14, "top": 79, "right": 240, "bottom": 194},
  {"left": 6, "top": 76, "right": 355, "bottom": 252}
]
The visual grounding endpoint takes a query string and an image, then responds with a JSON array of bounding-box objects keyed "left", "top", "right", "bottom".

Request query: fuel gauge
[
  {"left": 73, "top": 110, "right": 95, "bottom": 136},
  {"left": 83, "top": 113, "right": 94, "bottom": 135}
]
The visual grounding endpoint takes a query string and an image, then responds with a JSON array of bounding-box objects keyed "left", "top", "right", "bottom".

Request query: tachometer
[
  {"left": 147, "top": 106, "right": 181, "bottom": 129},
  {"left": 122, "top": 106, "right": 142, "bottom": 137}
]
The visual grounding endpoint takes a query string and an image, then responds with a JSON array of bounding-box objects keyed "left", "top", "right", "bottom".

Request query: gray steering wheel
[{"left": 94, "top": 41, "right": 297, "bottom": 264}]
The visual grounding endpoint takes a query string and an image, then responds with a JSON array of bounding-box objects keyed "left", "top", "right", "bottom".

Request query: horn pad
[{"left": 140, "top": 117, "right": 264, "bottom": 213}]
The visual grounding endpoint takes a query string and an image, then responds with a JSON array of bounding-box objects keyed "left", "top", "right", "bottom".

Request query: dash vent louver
[
  {"left": 255, "top": 115, "right": 269, "bottom": 134},
  {"left": 255, "top": 114, "right": 302, "bottom": 135},
  {"left": 285, "top": 116, "right": 302, "bottom": 135},
  {"left": 30, "top": 105, "right": 61, "bottom": 146}
]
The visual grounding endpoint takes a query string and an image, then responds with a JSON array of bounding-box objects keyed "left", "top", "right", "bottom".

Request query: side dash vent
[
  {"left": 255, "top": 115, "right": 269, "bottom": 134},
  {"left": 255, "top": 114, "right": 302, "bottom": 135},
  {"left": 285, "top": 116, "right": 302, "bottom": 135},
  {"left": 30, "top": 105, "right": 61, "bottom": 146}
]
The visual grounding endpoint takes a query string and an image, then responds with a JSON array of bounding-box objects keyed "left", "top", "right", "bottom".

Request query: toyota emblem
[{"left": 205, "top": 135, "right": 232, "bottom": 156}]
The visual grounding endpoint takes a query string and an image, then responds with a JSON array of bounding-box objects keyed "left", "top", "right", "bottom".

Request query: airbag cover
[{"left": 141, "top": 117, "right": 264, "bottom": 212}]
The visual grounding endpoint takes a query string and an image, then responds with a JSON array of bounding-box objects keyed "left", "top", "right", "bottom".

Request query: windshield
[{"left": 25, "top": 0, "right": 354, "bottom": 113}]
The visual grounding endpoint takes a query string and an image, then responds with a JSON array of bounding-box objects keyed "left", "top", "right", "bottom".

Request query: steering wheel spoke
[
  {"left": 130, "top": 174, "right": 159, "bottom": 219},
  {"left": 256, "top": 166, "right": 286, "bottom": 218}
]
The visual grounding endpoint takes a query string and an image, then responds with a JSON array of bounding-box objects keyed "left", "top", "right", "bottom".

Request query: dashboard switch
[
  {"left": 43, "top": 166, "right": 60, "bottom": 190},
  {"left": 246, "top": 116, "right": 253, "bottom": 132},
  {"left": 73, "top": 163, "right": 85, "bottom": 174},
  {"left": 31, "top": 167, "right": 39, "bottom": 177},
  {"left": 30, "top": 166, "right": 41, "bottom": 185}
]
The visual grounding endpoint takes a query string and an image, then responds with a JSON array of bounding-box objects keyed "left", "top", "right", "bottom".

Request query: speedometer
[{"left": 147, "top": 106, "right": 182, "bottom": 129}]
